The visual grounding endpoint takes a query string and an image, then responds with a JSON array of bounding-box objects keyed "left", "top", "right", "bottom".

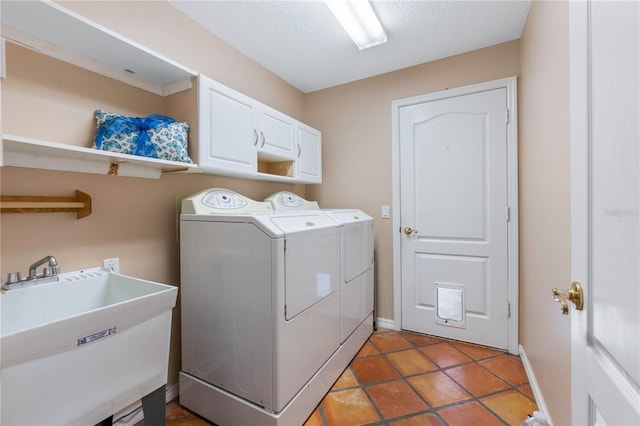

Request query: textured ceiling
[{"left": 168, "top": 1, "right": 531, "bottom": 93}]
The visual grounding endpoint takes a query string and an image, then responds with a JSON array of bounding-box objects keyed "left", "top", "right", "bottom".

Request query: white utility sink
[{"left": 0, "top": 267, "right": 178, "bottom": 425}]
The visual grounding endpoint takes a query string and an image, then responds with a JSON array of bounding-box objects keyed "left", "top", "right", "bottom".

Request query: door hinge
[
  {"left": 505, "top": 108, "right": 510, "bottom": 124},
  {"left": 507, "top": 301, "right": 511, "bottom": 319},
  {"left": 506, "top": 206, "right": 511, "bottom": 222}
]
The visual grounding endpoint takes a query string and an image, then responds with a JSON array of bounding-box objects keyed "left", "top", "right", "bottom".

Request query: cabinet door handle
[
  {"left": 297, "top": 144, "right": 302, "bottom": 158},
  {"left": 254, "top": 129, "right": 259, "bottom": 146},
  {"left": 260, "top": 131, "right": 266, "bottom": 148}
]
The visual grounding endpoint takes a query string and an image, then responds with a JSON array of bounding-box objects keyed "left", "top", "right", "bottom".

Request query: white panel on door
[
  {"left": 414, "top": 113, "right": 486, "bottom": 240},
  {"left": 415, "top": 254, "right": 487, "bottom": 316},
  {"left": 590, "top": 1, "right": 640, "bottom": 386}
]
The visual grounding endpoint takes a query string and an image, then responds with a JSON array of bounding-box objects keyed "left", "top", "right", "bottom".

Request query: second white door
[
  {"left": 398, "top": 82, "right": 515, "bottom": 351},
  {"left": 569, "top": 1, "right": 640, "bottom": 424}
]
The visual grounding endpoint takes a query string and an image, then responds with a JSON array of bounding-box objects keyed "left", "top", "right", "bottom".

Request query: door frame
[
  {"left": 391, "top": 76, "right": 520, "bottom": 354},
  {"left": 569, "top": 1, "right": 589, "bottom": 420}
]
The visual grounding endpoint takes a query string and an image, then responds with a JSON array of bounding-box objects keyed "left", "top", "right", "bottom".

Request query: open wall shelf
[
  {"left": 2, "top": 135, "right": 198, "bottom": 179},
  {"left": 0, "top": 1, "right": 197, "bottom": 96}
]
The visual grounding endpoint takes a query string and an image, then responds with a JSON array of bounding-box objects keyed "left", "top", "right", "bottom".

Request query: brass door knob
[
  {"left": 552, "top": 282, "right": 584, "bottom": 315},
  {"left": 404, "top": 227, "right": 418, "bottom": 236}
]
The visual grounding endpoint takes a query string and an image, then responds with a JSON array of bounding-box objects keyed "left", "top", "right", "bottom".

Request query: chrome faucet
[
  {"left": 28, "top": 255, "right": 60, "bottom": 280},
  {"left": 3, "top": 255, "right": 60, "bottom": 290}
]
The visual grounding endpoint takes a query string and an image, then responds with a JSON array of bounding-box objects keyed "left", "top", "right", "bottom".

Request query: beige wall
[
  {"left": 304, "top": 40, "right": 521, "bottom": 320},
  {"left": 518, "top": 1, "right": 571, "bottom": 425},
  {"left": 1, "top": 1, "right": 306, "bottom": 386}
]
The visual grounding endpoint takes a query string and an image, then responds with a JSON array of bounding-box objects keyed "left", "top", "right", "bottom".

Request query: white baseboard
[
  {"left": 519, "top": 344, "right": 553, "bottom": 425},
  {"left": 375, "top": 317, "right": 396, "bottom": 330},
  {"left": 113, "top": 382, "right": 179, "bottom": 426}
]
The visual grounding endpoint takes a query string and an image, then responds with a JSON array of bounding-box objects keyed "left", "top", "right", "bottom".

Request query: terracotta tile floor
[{"left": 158, "top": 329, "right": 537, "bottom": 425}]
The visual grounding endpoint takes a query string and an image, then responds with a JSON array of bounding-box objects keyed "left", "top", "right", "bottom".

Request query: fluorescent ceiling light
[{"left": 324, "top": 0, "right": 387, "bottom": 50}]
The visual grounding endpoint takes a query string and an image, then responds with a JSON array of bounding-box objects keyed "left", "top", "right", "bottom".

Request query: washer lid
[
  {"left": 269, "top": 212, "right": 337, "bottom": 234},
  {"left": 265, "top": 191, "right": 319, "bottom": 210}
]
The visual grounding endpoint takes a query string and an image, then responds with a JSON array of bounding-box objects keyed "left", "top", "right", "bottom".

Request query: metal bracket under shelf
[{"left": 0, "top": 190, "right": 92, "bottom": 219}]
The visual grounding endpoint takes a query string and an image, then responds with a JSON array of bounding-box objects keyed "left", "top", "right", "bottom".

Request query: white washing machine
[
  {"left": 265, "top": 191, "right": 375, "bottom": 342},
  {"left": 179, "top": 188, "right": 372, "bottom": 426}
]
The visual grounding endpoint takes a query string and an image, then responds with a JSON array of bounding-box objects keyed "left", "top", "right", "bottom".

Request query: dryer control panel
[
  {"left": 265, "top": 191, "right": 319, "bottom": 210},
  {"left": 202, "top": 190, "right": 247, "bottom": 209},
  {"left": 182, "top": 188, "right": 273, "bottom": 214}
]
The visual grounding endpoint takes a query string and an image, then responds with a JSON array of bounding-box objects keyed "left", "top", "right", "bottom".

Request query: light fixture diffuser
[{"left": 324, "top": 0, "right": 387, "bottom": 50}]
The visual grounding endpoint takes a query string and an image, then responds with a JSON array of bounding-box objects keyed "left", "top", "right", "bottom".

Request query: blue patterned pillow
[{"left": 92, "top": 110, "right": 193, "bottom": 163}]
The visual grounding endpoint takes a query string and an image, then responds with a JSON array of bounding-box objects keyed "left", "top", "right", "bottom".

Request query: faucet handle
[
  {"left": 6, "top": 272, "right": 22, "bottom": 284},
  {"left": 42, "top": 266, "right": 60, "bottom": 277}
]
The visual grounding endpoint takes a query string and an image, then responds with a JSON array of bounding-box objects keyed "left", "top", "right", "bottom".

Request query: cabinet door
[
  {"left": 256, "top": 105, "right": 295, "bottom": 160},
  {"left": 198, "top": 75, "right": 257, "bottom": 174},
  {"left": 296, "top": 123, "right": 322, "bottom": 183}
]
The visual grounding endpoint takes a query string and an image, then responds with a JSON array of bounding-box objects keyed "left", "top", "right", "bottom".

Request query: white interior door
[
  {"left": 570, "top": 1, "right": 640, "bottom": 425},
  {"left": 397, "top": 80, "right": 517, "bottom": 352}
]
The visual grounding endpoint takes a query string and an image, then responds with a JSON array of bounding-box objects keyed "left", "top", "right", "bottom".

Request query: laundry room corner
[{"left": 304, "top": 40, "right": 521, "bottom": 325}]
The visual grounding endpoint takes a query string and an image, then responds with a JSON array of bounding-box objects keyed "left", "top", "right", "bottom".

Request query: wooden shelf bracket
[{"left": 0, "top": 190, "right": 92, "bottom": 219}]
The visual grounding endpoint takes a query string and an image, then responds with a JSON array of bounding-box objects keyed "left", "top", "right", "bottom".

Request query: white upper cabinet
[
  {"left": 198, "top": 75, "right": 322, "bottom": 183},
  {"left": 256, "top": 105, "right": 296, "bottom": 161},
  {"left": 198, "top": 75, "right": 257, "bottom": 175},
  {"left": 296, "top": 123, "right": 322, "bottom": 184}
]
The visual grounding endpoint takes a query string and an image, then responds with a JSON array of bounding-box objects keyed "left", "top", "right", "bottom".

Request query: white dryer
[
  {"left": 179, "top": 189, "right": 371, "bottom": 426},
  {"left": 266, "top": 192, "right": 374, "bottom": 342}
]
